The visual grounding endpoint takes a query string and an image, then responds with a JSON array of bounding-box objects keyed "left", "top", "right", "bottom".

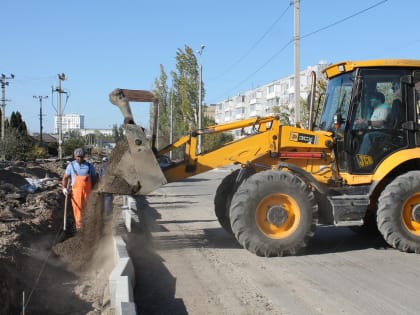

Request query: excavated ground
[{"left": 0, "top": 159, "right": 117, "bottom": 315}]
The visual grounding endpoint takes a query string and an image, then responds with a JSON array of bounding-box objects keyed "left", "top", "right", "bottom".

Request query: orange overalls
[{"left": 70, "top": 166, "right": 92, "bottom": 229}]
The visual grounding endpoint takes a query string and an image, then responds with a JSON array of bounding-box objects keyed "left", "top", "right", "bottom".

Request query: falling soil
[
  {"left": 53, "top": 191, "right": 106, "bottom": 272},
  {"left": 0, "top": 160, "right": 118, "bottom": 315}
]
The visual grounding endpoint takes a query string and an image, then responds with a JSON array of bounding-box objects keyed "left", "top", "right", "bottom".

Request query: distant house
[
  {"left": 204, "top": 104, "right": 216, "bottom": 121},
  {"left": 30, "top": 133, "right": 58, "bottom": 145}
]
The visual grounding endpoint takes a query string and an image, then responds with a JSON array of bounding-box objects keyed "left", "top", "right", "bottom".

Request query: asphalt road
[{"left": 127, "top": 166, "right": 420, "bottom": 315}]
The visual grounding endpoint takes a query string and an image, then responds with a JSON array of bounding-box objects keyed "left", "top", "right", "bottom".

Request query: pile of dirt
[{"left": 0, "top": 159, "right": 116, "bottom": 315}]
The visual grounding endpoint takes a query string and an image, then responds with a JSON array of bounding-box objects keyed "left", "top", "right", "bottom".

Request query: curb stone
[{"left": 108, "top": 195, "right": 138, "bottom": 315}]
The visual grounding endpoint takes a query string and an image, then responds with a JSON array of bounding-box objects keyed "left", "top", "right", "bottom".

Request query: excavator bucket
[{"left": 96, "top": 89, "right": 167, "bottom": 195}]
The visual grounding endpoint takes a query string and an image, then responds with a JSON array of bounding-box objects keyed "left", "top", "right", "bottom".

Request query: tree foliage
[
  {"left": 112, "top": 124, "right": 125, "bottom": 142},
  {"left": 313, "top": 77, "right": 327, "bottom": 128},
  {"left": 291, "top": 76, "right": 327, "bottom": 129},
  {"left": 63, "top": 137, "right": 86, "bottom": 156},
  {"left": 0, "top": 111, "right": 31, "bottom": 160},
  {"left": 9, "top": 111, "right": 28, "bottom": 134},
  {"left": 151, "top": 45, "right": 231, "bottom": 159},
  {"left": 152, "top": 64, "right": 171, "bottom": 148},
  {"left": 201, "top": 116, "right": 233, "bottom": 153}
]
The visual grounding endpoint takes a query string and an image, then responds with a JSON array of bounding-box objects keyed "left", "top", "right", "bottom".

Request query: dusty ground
[
  {"left": 129, "top": 168, "right": 420, "bottom": 315},
  {"left": 0, "top": 159, "right": 115, "bottom": 315}
]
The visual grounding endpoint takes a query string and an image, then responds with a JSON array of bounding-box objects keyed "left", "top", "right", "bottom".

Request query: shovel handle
[{"left": 63, "top": 182, "right": 70, "bottom": 231}]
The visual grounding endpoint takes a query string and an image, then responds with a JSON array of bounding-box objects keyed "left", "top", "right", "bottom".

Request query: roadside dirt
[{"left": 0, "top": 159, "right": 115, "bottom": 315}]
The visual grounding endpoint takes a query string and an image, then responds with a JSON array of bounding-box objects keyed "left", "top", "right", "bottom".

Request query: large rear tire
[
  {"left": 214, "top": 168, "right": 254, "bottom": 234},
  {"left": 230, "top": 170, "right": 318, "bottom": 257},
  {"left": 377, "top": 171, "right": 420, "bottom": 253}
]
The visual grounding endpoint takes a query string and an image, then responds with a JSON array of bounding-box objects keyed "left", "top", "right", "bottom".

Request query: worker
[
  {"left": 355, "top": 91, "right": 391, "bottom": 155},
  {"left": 62, "top": 148, "right": 98, "bottom": 230}
]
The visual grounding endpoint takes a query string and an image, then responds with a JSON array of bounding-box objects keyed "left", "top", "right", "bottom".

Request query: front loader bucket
[{"left": 97, "top": 124, "right": 167, "bottom": 195}]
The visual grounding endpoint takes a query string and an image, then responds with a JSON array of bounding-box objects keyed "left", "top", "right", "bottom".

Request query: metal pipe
[{"left": 308, "top": 71, "right": 316, "bottom": 131}]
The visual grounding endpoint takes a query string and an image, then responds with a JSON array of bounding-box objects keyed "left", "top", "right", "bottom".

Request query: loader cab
[{"left": 318, "top": 61, "right": 420, "bottom": 174}]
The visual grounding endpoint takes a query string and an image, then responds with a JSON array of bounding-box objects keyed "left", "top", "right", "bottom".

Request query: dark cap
[{"left": 74, "top": 148, "right": 85, "bottom": 157}]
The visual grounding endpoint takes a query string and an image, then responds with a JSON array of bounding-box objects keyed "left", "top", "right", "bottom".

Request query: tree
[
  {"left": 201, "top": 115, "right": 233, "bottom": 153},
  {"left": 293, "top": 77, "right": 327, "bottom": 129},
  {"left": 313, "top": 78, "right": 327, "bottom": 128},
  {"left": 151, "top": 45, "right": 233, "bottom": 159},
  {"left": 65, "top": 129, "right": 81, "bottom": 139},
  {"left": 9, "top": 111, "right": 28, "bottom": 135},
  {"left": 149, "top": 45, "right": 200, "bottom": 158},
  {"left": 63, "top": 137, "right": 86, "bottom": 156},
  {"left": 152, "top": 64, "right": 170, "bottom": 149},
  {"left": 112, "top": 124, "right": 124, "bottom": 142},
  {"left": 171, "top": 45, "right": 200, "bottom": 134},
  {"left": 0, "top": 111, "right": 31, "bottom": 160}
]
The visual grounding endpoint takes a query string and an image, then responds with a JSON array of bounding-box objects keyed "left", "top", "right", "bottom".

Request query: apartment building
[
  {"left": 54, "top": 113, "right": 85, "bottom": 134},
  {"left": 214, "top": 61, "right": 328, "bottom": 137}
]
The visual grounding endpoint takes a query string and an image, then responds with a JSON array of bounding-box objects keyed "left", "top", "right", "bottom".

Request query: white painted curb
[{"left": 108, "top": 195, "right": 138, "bottom": 315}]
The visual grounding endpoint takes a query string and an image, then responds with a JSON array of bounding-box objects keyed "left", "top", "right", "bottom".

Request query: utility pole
[
  {"left": 53, "top": 73, "right": 66, "bottom": 160},
  {"left": 294, "top": 0, "right": 301, "bottom": 126},
  {"left": 33, "top": 95, "right": 48, "bottom": 147},
  {"left": 1, "top": 73, "right": 14, "bottom": 160},
  {"left": 169, "top": 83, "right": 174, "bottom": 159},
  {"left": 197, "top": 44, "right": 205, "bottom": 154}
]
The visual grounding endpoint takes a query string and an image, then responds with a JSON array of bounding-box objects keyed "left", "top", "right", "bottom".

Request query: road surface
[{"left": 126, "top": 166, "right": 420, "bottom": 315}]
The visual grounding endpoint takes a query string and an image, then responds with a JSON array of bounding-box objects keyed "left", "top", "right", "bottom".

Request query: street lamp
[{"left": 197, "top": 44, "right": 205, "bottom": 154}]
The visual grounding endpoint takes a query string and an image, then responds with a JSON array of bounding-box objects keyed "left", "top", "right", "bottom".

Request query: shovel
[
  {"left": 55, "top": 185, "right": 70, "bottom": 244},
  {"left": 63, "top": 182, "right": 71, "bottom": 231},
  {"left": 63, "top": 193, "right": 68, "bottom": 232}
]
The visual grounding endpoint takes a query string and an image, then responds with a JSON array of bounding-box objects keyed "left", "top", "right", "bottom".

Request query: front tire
[
  {"left": 214, "top": 168, "right": 255, "bottom": 234},
  {"left": 230, "top": 170, "right": 318, "bottom": 257},
  {"left": 377, "top": 171, "right": 420, "bottom": 253}
]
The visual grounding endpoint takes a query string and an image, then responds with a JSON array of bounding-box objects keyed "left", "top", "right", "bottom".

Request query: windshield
[{"left": 318, "top": 72, "right": 354, "bottom": 131}]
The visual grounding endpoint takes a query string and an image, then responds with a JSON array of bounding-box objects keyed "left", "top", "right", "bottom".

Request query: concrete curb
[{"left": 108, "top": 195, "right": 137, "bottom": 315}]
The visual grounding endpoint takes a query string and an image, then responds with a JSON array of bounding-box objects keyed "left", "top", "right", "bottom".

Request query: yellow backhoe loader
[{"left": 99, "top": 59, "right": 420, "bottom": 257}]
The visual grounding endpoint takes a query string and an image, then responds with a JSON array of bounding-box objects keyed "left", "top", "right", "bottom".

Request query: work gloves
[{"left": 62, "top": 188, "right": 70, "bottom": 196}]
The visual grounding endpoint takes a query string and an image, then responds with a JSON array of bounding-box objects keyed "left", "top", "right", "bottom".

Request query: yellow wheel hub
[
  {"left": 255, "top": 193, "right": 301, "bottom": 239},
  {"left": 402, "top": 193, "right": 420, "bottom": 236}
]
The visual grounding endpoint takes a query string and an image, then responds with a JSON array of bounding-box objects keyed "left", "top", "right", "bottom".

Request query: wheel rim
[
  {"left": 255, "top": 193, "right": 301, "bottom": 239},
  {"left": 402, "top": 193, "right": 420, "bottom": 236}
]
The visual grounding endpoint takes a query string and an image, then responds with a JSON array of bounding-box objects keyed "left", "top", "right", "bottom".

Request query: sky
[{"left": 1, "top": 0, "right": 419, "bottom": 134}]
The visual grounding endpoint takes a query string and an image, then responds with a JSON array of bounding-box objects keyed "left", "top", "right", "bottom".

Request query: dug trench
[{"left": 0, "top": 160, "right": 119, "bottom": 315}]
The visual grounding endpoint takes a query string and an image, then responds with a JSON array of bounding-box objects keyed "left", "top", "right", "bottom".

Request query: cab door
[{"left": 347, "top": 69, "right": 409, "bottom": 174}]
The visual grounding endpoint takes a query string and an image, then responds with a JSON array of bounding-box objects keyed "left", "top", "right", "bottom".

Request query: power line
[
  {"left": 301, "top": 0, "right": 388, "bottom": 40},
  {"left": 217, "top": 39, "right": 293, "bottom": 100},
  {"left": 211, "top": 2, "right": 292, "bottom": 81},
  {"left": 212, "top": 0, "right": 388, "bottom": 103}
]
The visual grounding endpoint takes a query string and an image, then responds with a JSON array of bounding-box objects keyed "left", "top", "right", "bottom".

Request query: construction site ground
[
  {"left": 129, "top": 167, "right": 420, "bottom": 315},
  {"left": 2, "top": 160, "right": 420, "bottom": 314},
  {"left": 0, "top": 159, "right": 116, "bottom": 315}
]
